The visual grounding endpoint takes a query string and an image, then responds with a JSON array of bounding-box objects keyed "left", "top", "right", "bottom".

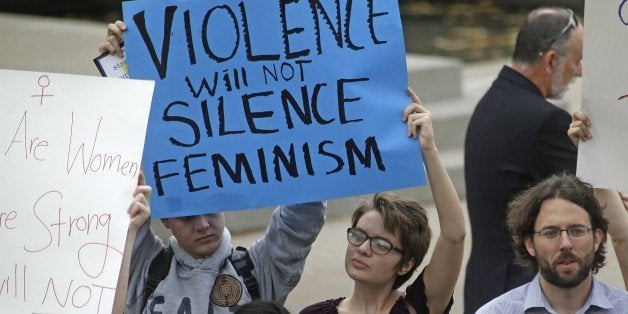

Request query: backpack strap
[
  {"left": 229, "top": 246, "right": 260, "bottom": 300},
  {"left": 142, "top": 246, "right": 173, "bottom": 310}
]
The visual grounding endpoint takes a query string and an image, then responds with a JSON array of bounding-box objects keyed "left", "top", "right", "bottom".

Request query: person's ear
[
  {"left": 593, "top": 228, "right": 603, "bottom": 251},
  {"left": 397, "top": 258, "right": 415, "bottom": 276},
  {"left": 543, "top": 50, "right": 558, "bottom": 72},
  {"left": 524, "top": 235, "right": 536, "bottom": 257}
]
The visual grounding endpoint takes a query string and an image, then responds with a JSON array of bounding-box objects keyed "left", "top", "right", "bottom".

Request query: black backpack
[{"left": 140, "top": 246, "right": 260, "bottom": 310}]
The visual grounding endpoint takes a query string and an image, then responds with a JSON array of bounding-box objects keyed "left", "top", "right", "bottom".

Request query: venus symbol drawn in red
[{"left": 30, "top": 75, "right": 54, "bottom": 105}]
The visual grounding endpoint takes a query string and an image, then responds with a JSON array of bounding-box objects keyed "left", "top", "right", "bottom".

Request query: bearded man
[{"left": 477, "top": 173, "right": 628, "bottom": 313}]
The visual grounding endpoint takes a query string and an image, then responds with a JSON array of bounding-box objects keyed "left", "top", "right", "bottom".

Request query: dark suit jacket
[{"left": 463, "top": 66, "right": 577, "bottom": 313}]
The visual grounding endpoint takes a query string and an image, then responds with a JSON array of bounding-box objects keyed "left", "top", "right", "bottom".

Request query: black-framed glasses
[
  {"left": 543, "top": 9, "right": 578, "bottom": 51},
  {"left": 347, "top": 228, "right": 405, "bottom": 255},
  {"left": 533, "top": 226, "right": 592, "bottom": 241}
]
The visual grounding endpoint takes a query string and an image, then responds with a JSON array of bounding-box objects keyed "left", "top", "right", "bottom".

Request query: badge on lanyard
[{"left": 210, "top": 274, "right": 243, "bottom": 307}]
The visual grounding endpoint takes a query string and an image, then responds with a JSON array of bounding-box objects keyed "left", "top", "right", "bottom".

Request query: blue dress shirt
[{"left": 476, "top": 274, "right": 628, "bottom": 313}]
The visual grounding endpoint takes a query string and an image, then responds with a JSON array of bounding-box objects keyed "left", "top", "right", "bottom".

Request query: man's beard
[
  {"left": 537, "top": 250, "right": 594, "bottom": 288},
  {"left": 549, "top": 60, "right": 569, "bottom": 100}
]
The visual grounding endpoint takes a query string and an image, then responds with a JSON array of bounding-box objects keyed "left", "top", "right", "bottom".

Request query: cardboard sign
[
  {"left": 0, "top": 69, "right": 153, "bottom": 313},
  {"left": 123, "top": 0, "right": 425, "bottom": 217},
  {"left": 578, "top": 0, "right": 628, "bottom": 191}
]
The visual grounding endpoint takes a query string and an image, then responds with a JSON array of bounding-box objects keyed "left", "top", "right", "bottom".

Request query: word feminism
[{"left": 153, "top": 135, "right": 385, "bottom": 196}]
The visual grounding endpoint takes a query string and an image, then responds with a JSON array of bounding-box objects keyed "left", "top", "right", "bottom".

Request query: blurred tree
[
  {"left": 0, "top": 0, "right": 584, "bottom": 62},
  {"left": 400, "top": 0, "right": 583, "bottom": 11},
  {"left": 0, "top": 0, "right": 121, "bottom": 21},
  {"left": 0, "top": 0, "right": 584, "bottom": 21}
]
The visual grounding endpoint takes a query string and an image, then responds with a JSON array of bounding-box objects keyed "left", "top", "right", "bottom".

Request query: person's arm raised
[
  {"left": 570, "top": 111, "right": 627, "bottom": 289},
  {"left": 403, "top": 88, "right": 466, "bottom": 312},
  {"left": 112, "top": 172, "right": 152, "bottom": 314},
  {"left": 593, "top": 189, "right": 628, "bottom": 290},
  {"left": 616, "top": 191, "right": 628, "bottom": 289}
]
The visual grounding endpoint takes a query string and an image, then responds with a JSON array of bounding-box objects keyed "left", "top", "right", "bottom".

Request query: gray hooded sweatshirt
[{"left": 124, "top": 201, "right": 326, "bottom": 313}]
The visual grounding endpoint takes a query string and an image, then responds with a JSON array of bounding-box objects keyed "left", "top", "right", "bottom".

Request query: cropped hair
[
  {"left": 512, "top": 7, "right": 581, "bottom": 65},
  {"left": 507, "top": 173, "right": 608, "bottom": 273},
  {"left": 351, "top": 192, "right": 431, "bottom": 290}
]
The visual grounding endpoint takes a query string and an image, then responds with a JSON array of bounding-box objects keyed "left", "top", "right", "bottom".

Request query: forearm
[
  {"left": 594, "top": 189, "right": 628, "bottom": 243},
  {"left": 594, "top": 188, "right": 628, "bottom": 288},
  {"left": 250, "top": 201, "right": 326, "bottom": 302},
  {"left": 275, "top": 201, "right": 326, "bottom": 242},
  {"left": 124, "top": 219, "right": 164, "bottom": 309},
  {"left": 421, "top": 147, "right": 466, "bottom": 310},
  {"left": 615, "top": 241, "right": 628, "bottom": 290},
  {"left": 112, "top": 226, "right": 138, "bottom": 313},
  {"left": 422, "top": 148, "right": 466, "bottom": 242}
]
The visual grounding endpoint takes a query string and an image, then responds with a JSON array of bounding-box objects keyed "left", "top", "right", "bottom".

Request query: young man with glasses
[
  {"left": 477, "top": 173, "right": 628, "bottom": 313},
  {"left": 464, "top": 7, "right": 584, "bottom": 312}
]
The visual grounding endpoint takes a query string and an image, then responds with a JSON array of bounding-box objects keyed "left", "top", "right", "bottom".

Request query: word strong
[{"left": 132, "top": 0, "right": 389, "bottom": 79}]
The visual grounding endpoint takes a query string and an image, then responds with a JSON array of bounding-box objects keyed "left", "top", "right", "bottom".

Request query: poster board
[
  {"left": 0, "top": 69, "right": 153, "bottom": 313},
  {"left": 122, "top": 0, "right": 425, "bottom": 218},
  {"left": 578, "top": 0, "right": 628, "bottom": 191}
]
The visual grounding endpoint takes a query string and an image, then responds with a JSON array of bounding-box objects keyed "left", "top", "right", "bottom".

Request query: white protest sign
[
  {"left": 0, "top": 69, "right": 153, "bottom": 313},
  {"left": 578, "top": 0, "right": 628, "bottom": 191}
]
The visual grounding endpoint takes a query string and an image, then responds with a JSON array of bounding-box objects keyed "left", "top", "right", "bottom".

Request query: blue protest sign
[{"left": 122, "top": 0, "right": 425, "bottom": 218}]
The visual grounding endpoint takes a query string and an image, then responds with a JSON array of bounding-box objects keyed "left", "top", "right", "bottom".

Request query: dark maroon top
[{"left": 299, "top": 269, "right": 453, "bottom": 313}]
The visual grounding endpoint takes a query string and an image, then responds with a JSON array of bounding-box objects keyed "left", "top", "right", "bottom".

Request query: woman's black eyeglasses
[{"left": 347, "top": 228, "right": 405, "bottom": 255}]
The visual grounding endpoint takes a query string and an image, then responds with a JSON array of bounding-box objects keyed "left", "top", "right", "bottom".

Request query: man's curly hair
[{"left": 507, "top": 173, "right": 608, "bottom": 273}]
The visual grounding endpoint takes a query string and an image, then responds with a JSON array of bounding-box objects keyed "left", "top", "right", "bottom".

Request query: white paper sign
[
  {"left": 0, "top": 69, "right": 153, "bottom": 313},
  {"left": 578, "top": 0, "right": 628, "bottom": 191}
]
